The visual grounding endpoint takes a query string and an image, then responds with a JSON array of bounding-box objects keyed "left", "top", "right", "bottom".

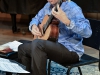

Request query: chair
[{"left": 47, "top": 19, "right": 100, "bottom": 75}]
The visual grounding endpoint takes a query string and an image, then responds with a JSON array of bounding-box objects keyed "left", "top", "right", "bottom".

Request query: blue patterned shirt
[{"left": 29, "top": 1, "right": 92, "bottom": 59}]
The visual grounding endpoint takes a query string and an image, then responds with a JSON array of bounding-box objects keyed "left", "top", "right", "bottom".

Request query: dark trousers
[{"left": 18, "top": 39, "right": 79, "bottom": 75}]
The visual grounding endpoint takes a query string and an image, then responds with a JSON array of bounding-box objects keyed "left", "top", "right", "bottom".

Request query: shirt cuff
[
  {"left": 66, "top": 20, "right": 75, "bottom": 29},
  {"left": 29, "top": 24, "right": 33, "bottom": 31}
]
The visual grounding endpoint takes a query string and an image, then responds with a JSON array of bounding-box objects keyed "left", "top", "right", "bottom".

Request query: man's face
[{"left": 47, "top": 0, "right": 58, "bottom": 5}]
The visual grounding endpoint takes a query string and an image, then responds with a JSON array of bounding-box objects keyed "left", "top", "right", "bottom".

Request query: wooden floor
[{"left": 0, "top": 21, "right": 33, "bottom": 45}]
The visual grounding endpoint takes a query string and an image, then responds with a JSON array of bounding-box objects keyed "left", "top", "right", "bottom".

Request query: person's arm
[
  {"left": 29, "top": 8, "right": 45, "bottom": 36},
  {"left": 52, "top": 3, "right": 92, "bottom": 38},
  {"left": 66, "top": 6, "right": 92, "bottom": 38},
  {"left": 29, "top": 8, "right": 45, "bottom": 31},
  {"left": 29, "top": 2, "right": 49, "bottom": 31},
  {"left": 29, "top": 3, "right": 49, "bottom": 36}
]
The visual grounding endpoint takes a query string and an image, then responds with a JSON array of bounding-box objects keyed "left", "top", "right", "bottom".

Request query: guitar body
[{"left": 33, "top": 15, "right": 59, "bottom": 42}]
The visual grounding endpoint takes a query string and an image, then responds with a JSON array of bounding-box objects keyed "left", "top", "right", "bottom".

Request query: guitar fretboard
[{"left": 43, "top": 0, "right": 63, "bottom": 33}]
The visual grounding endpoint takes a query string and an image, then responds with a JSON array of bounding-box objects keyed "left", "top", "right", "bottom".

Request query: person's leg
[
  {"left": 18, "top": 42, "right": 32, "bottom": 75},
  {"left": 31, "top": 39, "right": 79, "bottom": 75}
]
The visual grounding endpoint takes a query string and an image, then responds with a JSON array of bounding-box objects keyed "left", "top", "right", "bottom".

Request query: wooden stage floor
[{"left": 0, "top": 21, "right": 33, "bottom": 45}]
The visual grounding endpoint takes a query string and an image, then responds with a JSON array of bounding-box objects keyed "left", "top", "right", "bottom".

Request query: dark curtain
[
  {"left": 0, "top": 0, "right": 47, "bottom": 14},
  {"left": 0, "top": 0, "right": 100, "bottom": 14},
  {"left": 72, "top": 0, "right": 100, "bottom": 12}
]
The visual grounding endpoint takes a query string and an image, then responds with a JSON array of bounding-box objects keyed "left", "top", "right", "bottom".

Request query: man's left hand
[{"left": 51, "top": 4, "right": 70, "bottom": 26}]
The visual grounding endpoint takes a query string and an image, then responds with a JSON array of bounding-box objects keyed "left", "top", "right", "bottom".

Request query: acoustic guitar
[
  {"left": 33, "top": 15, "right": 59, "bottom": 42},
  {"left": 33, "top": 0, "right": 63, "bottom": 42}
]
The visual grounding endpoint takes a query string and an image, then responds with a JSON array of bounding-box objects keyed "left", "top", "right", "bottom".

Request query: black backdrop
[
  {"left": 0, "top": 0, "right": 47, "bottom": 15},
  {"left": 72, "top": 0, "right": 100, "bottom": 12},
  {"left": 0, "top": 0, "right": 100, "bottom": 14}
]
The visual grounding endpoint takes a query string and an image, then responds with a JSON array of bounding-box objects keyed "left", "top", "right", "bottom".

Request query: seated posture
[{"left": 18, "top": 0, "right": 92, "bottom": 75}]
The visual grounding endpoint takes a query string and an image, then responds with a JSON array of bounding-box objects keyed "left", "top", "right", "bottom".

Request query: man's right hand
[{"left": 31, "top": 25, "right": 42, "bottom": 36}]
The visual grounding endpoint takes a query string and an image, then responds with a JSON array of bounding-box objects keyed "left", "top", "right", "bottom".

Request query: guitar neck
[
  {"left": 43, "top": 14, "right": 53, "bottom": 33},
  {"left": 43, "top": 0, "right": 63, "bottom": 33}
]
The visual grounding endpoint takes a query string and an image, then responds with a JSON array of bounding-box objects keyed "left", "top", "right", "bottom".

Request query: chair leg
[
  {"left": 10, "top": 14, "right": 17, "bottom": 33},
  {"left": 48, "top": 59, "right": 51, "bottom": 75},
  {"left": 78, "top": 67, "right": 82, "bottom": 75},
  {"left": 66, "top": 67, "right": 71, "bottom": 75}
]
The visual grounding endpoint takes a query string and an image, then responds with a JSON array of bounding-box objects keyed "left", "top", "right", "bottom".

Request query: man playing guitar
[{"left": 18, "top": 0, "right": 92, "bottom": 75}]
